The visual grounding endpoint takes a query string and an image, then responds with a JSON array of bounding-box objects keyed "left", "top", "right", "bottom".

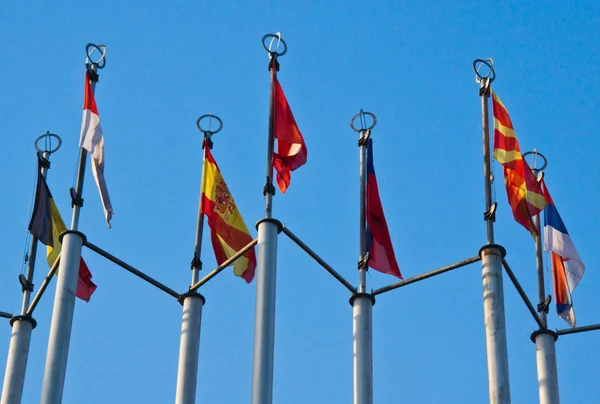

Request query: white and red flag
[{"left": 80, "top": 71, "right": 113, "bottom": 227}]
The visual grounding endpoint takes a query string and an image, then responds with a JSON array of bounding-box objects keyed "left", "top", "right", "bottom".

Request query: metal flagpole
[
  {"left": 1, "top": 133, "right": 61, "bottom": 404},
  {"left": 174, "top": 114, "right": 221, "bottom": 404},
  {"left": 350, "top": 111, "right": 375, "bottom": 404},
  {"left": 41, "top": 44, "right": 106, "bottom": 404},
  {"left": 525, "top": 151, "right": 560, "bottom": 404},
  {"left": 473, "top": 58, "right": 511, "bottom": 404},
  {"left": 251, "top": 34, "right": 285, "bottom": 404}
]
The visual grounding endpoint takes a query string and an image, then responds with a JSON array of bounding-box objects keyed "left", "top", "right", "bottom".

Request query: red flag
[
  {"left": 365, "top": 139, "right": 402, "bottom": 279},
  {"left": 272, "top": 75, "right": 307, "bottom": 193},
  {"left": 76, "top": 258, "right": 97, "bottom": 302}
]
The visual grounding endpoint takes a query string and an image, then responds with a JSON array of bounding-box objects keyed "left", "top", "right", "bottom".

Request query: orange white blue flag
[
  {"left": 492, "top": 92, "right": 547, "bottom": 236},
  {"left": 201, "top": 148, "right": 256, "bottom": 282},
  {"left": 271, "top": 74, "right": 307, "bottom": 193},
  {"left": 80, "top": 71, "right": 113, "bottom": 228},
  {"left": 541, "top": 179, "right": 584, "bottom": 327}
]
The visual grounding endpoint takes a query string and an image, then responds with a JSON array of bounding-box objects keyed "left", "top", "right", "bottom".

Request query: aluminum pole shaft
[
  {"left": 175, "top": 295, "right": 204, "bottom": 404},
  {"left": 1, "top": 318, "right": 36, "bottom": 404},
  {"left": 353, "top": 129, "right": 373, "bottom": 404},
  {"left": 479, "top": 78, "right": 511, "bottom": 404},
  {"left": 251, "top": 220, "right": 278, "bottom": 404},
  {"left": 41, "top": 64, "right": 98, "bottom": 404},
  {"left": 175, "top": 136, "right": 209, "bottom": 404},
  {"left": 2, "top": 150, "right": 51, "bottom": 404},
  {"left": 533, "top": 209, "right": 560, "bottom": 404},
  {"left": 251, "top": 61, "right": 279, "bottom": 404}
]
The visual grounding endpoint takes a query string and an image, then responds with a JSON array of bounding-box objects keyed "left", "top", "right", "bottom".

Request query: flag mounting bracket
[
  {"left": 34, "top": 131, "right": 61, "bottom": 155},
  {"left": 350, "top": 110, "right": 377, "bottom": 133},
  {"left": 523, "top": 150, "right": 548, "bottom": 172},
  {"left": 262, "top": 33, "right": 286, "bottom": 71}
]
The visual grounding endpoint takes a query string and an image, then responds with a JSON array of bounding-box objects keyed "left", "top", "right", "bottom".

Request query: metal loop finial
[
  {"left": 196, "top": 113, "right": 223, "bottom": 136},
  {"left": 85, "top": 43, "right": 107, "bottom": 69},
  {"left": 473, "top": 58, "right": 495, "bottom": 83},
  {"left": 350, "top": 110, "right": 377, "bottom": 132},
  {"left": 262, "top": 33, "right": 287, "bottom": 58},
  {"left": 523, "top": 150, "right": 548, "bottom": 172},
  {"left": 34, "top": 131, "right": 62, "bottom": 154}
]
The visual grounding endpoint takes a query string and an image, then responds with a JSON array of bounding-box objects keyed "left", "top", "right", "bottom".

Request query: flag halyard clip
[
  {"left": 358, "top": 253, "right": 369, "bottom": 270},
  {"left": 190, "top": 253, "right": 202, "bottom": 272},
  {"left": 537, "top": 295, "right": 552, "bottom": 314},
  {"left": 484, "top": 202, "right": 497, "bottom": 222},
  {"left": 18, "top": 274, "right": 34, "bottom": 293},
  {"left": 70, "top": 187, "right": 84, "bottom": 208},
  {"left": 263, "top": 177, "right": 276, "bottom": 196}
]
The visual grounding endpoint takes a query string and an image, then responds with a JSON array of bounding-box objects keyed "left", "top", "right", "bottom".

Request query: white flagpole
[
  {"left": 1, "top": 134, "right": 60, "bottom": 404},
  {"left": 528, "top": 155, "right": 560, "bottom": 404},
  {"left": 40, "top": 45, "right": 105, "bottom": 404},
  {"left": 474, "top": 59, "right": 511, "bottom": 404},
  {"left": 351, "top": 116, "right": 374, "bottom": 404},
  {"left": 251, "top": 35, "right": 284, "bottom": 404},
  {"left": 174, "top": 115, "right": 221, "bottom": 404}
]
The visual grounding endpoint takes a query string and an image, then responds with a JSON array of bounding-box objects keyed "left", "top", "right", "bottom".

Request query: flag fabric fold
[
  {"left": 80, "top": 71, "right": 113, "bottom": 228},
  {"left": 541, "top": 179, "right": 584, "bottom": 327},
  {"left": 271, "top": 74, "right": 307, "bottom": 193},
  {"left": 28, "top": 167, "right": 97, "bottom": 301},
  {"left": 365, "top": 139, "right": 402, "bottom": 279},
  {"left": 201, "top": 148, "right": 257, "bottom": 282},
  {"left": 492, "top": 92, "right": 547, "bottom": 236}
]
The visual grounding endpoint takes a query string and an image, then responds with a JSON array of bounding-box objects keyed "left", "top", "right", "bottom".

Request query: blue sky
[{"left": 1, "top": 1, "right": 599, "bottom": 403}]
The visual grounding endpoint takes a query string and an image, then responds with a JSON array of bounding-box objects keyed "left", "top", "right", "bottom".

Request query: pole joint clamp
[
  {"left": 177, "top": 291, "right": 206, "bottom": 306},
  {"left": 10, "top": 315, "right": 37, "bottom": 329},
  {"left": 349, "top": 292, "right": 376, "bottom": 307},
  {"left": 530, "top": 328, "right": 558, "bottom": 343}
]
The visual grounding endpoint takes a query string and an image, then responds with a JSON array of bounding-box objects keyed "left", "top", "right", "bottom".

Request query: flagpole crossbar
[
  {"left": 501, "top": 258, "right": 546, "bottom": 329},
  {"left": 83, "top": 240, "right": 180, "bottom": 299},
  {"left": 0, "top": 311, "right": 13, "bottom": 320},
  {"left": 372, "top": 255, "right": 481, "bottom": 296},
  {"left": 556, "top": 323, "right": 600, "bottom": 336},
  {"left": 25, "top": 257, "right": 61, "bottom": 316},
  {"left": 281, "top": 226, "right": 357, "bottom": 294},
  {"left": 188, "top": 238, "right": 259, "bottom": 292}
]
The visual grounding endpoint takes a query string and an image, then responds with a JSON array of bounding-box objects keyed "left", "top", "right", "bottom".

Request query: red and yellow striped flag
[
  {"left": 492, "top": 91, "right": 547, "bottom": 236},
  {"left": 201, "top": 148, "right": 256, "bottom": 282}
]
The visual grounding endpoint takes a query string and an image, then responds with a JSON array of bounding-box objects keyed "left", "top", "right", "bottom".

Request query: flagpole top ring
[
  {"left": 262, "top": 33, "right": 287, "bottom": 57},
  {"left": 350, "top": 110, "right": 377, "bottom": 132},
  {"left": 85, "top": 43, "right": 107, "bottom": 69},
  {"left": 34, "top": 131, "right": 62, "bottom": 154},
  {"left": 473, "top": 58, "right": 495, "bottom": 83},
  {"left": 196, "top": 114, "right": 223, "bottom": 135},
  {"left": 523, "top": 150, "right": 548, "bottom": 172}
]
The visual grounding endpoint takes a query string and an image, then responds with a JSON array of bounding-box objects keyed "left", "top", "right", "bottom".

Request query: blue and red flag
[
  {"left": 541, "top": 179, "right": 584, "bottom": 327},
  {"left": 365, "top": 139, "right": 402, "bottom": 279}
]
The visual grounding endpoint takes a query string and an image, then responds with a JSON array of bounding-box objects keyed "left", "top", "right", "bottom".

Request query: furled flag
[
  {"left": 492, "top": 92, "right": 547, "bottom": 236},
  {"left": 271, "top": 74, "right": 307, "bottom": 193},
  {"left": 365, "top": 139, "right": 402, "bottom": 279},
  {"left": 201, "top": 147, "right": 257, "bottom": 282},
  {"left": 28, "top": 164, "right": 97, "bottom": 301},
  {"left": 541, "top": 179, "right": 584, "bottom": 327},
  {"left": 80, "top": 71, "right": 113, "bottom": 228}
]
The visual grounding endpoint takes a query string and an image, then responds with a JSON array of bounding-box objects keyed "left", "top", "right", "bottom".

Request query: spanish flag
[
  {"left": 271, "top": 74, "right": 307, "bottom": 193},
  {"left": 492, "top": 92, "right": 547, "bottom": 236},
  {"left": 28, "top": 165, "right": 97, "bottom": 301},
  {"left": 201, "top": 148, "right": 257, "bottom": 282}
]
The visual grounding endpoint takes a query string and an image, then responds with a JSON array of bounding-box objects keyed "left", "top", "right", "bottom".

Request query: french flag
[
  {"left": 80, "top": 71, "right": 113, "bottom": 228},
  {"left": 365, "top": 138, "right": 402, "bottom": 279},
  {"left": 541, "top": 179, "right": 584, "bottom": 327}
]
